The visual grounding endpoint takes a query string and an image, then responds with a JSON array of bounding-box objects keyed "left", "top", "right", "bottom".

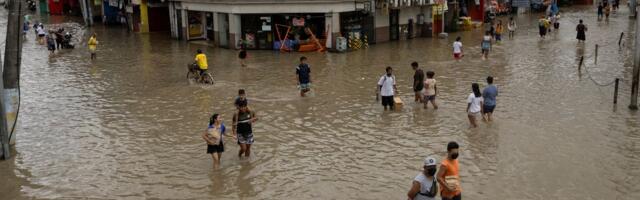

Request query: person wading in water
[
  {"left": 233, "top": 102, "right": 257, "bottom": 158},
  {"left": 438, "top": 142, "right": 462, "bottom": 200}
]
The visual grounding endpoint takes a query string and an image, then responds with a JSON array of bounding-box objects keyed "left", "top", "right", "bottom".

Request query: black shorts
[
  {"left": 413, "top": 84, "right": 424, "bottom": 92},
  {"left": 381, "top": 96, "right": 394, "bottom": 107},
  {"left": 207, "top": 143, "right": 224, "bottom": 154},
  {"left": 483, "top": 105, "right": 496, "bottom": 113}
]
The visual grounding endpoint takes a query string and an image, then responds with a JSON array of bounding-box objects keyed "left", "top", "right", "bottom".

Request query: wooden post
[
  {"left": 631, "top": 14, "right": 640, "bottom": 109},
  {"left": 619, "top": 32, "right": 625, "bottom": 46},
  {"left": 614, "top": 78, "right": 620, "bottom": 104},
  {"left": 595, "top": 44, "right": 599, "bottom": 64}
]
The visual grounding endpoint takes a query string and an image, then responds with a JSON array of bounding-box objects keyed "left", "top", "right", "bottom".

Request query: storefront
[
  {"left": 241, "top": 14, "right": 326, "bottom": 50},
  {"left": 103, "top": 0, "right": 121, "bottom": 24},
  {"left": 340, "top": 11, "right": 374, "bottom": 48},
  {"left": 48, "top": 0, "right": 81, "bottom": 15},
  {"left": 187, "top": 11, "right": 205, "bottom": 40}
]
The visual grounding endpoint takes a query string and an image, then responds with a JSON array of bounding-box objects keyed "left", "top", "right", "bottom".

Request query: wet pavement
[{"left": 1, "top": 5, "right": 640, "bottom": 200}]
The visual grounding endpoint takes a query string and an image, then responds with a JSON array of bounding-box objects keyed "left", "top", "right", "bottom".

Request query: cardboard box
[{"left": 394, "top": 96, "right": 403, "bottom": 110}]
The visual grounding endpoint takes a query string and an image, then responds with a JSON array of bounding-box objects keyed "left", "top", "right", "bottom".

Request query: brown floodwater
[{"left": 1, "top": 6, "right": 639, "bottom": 200}]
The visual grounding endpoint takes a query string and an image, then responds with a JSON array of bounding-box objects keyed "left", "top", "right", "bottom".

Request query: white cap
[{"left": 424, "top": 157, "right": 437, "bottom": 167}]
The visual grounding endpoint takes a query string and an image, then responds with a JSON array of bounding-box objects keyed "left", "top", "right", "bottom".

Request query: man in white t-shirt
[
  {"left": 407, "top": 157, "right": 438, "bottom": 200},
  {"left": 453, "top": 37, "right": 463, "bottom": 61},
  {"left": 377, "top": 66, "right": 397, "bottom": 110}
]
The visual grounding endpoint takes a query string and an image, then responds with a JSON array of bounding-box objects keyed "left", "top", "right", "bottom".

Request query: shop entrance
[
  {"left": 187, "top": 11, "right": 205, "bottom": 40},
  {"left": 389, "top": 9, "right": 399, "bottom": 41}
]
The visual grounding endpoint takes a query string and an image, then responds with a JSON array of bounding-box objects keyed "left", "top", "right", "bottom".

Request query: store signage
[{"left": 260, "top": 17, "right": 271, "bottom": 31}]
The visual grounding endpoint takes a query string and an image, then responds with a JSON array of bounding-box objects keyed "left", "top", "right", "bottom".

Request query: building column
[
  {"left": 229, "top": 13, "right": 241, "bottom": 49},
  {"left": 181, "top": 9, "right": 188, "bottom": 40},
  {"left": 139, "top": 0, "right": 150, "bottom": 33},
  {"left": 331, "top": 12, "right": 340, "bottom": 50},
  {"left": 375, "top": 9, "right": 390, "bottom": 43},
  {"left": 213, "top": 12, "right": 220, "bottom": 46},
  {"left": 169, "top": 2, "right": 178, "bottom": 38}
]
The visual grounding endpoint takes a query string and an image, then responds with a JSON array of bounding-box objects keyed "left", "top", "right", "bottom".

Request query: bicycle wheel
[
  {"left": 203, "top": 73, "right": 214, "bottom": 84},
  {"left": 186, "top": 71, "right": 197, "bottom": 82}
]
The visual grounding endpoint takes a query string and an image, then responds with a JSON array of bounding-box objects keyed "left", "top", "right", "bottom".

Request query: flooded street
[{"left": 1, "top": 5, "right": 640, "bottom": 199}]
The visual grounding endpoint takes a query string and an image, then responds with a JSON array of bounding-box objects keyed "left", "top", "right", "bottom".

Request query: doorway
[{"left": 389, "top": 9, "right": 399, "bottom": 41}]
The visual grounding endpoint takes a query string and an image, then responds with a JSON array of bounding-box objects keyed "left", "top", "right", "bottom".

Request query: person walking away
[
  {"left": 547, "top": 14, "right": 554, "bottom": 33},
  {"left": 238, "top": 41, "right": 248, "bottom": 67},
  {"left": 377, "top": 66, "right": 398, "bottom": 111},
  {"left": 597, "top": 3, "right": 604, "bottom": 20},
  {"left": 194, "top": 49, "right": 208, "bottom": 82},
  {"left": 543, "top": 16, "right": 551, "bottom": 34},
  {"left": 296, "top": 56, "right": 312, "bottom": 97},
  {"left": 576, "top": 19, "right": 587, "bottom": 42},
  {"left": 233, "top": 102, "right": 257, "bottom": 158},
  {"left": 238, "top": 49, "right": 247, "bottom": 67},
  {"left": 46, "top": 32, "right": 56, "bottom": 55},
  {"left": 202, "top": 113, "right": 234, "bottom": 168},
  {"left": 32, "top": 21, "right": 39, "bottom": 37},
  {"left": 36, "top": 25, "right": 46, "bottom": 45},
  {"left": 407, "top": 157, "right": 438, "bottom": 200},
  {"left": 55, "top": 29, "right": 64, "bottom": 50},
  {"left": 22, "top": 21, "right": 30, "bottom": 39},
  {"left": 235, "top": 89, "right": 248, "bottom": 109},
  {"left": 488, "top": 21, "right": 495, "bottom": 39},
  {"left": 412, "top": 62, "right": 425, "bottom": 103},
  {"left": 481, "top": 31, "right": 492, "bottom": 60},
  {"left": 605, "top": 3, "right": 611, "bottom": 20},
  {"left": 423, "top": 71, "right": 438, "bottom": 109},
  {"left": 438, "top": 142, "right": 462, "bottom": 200},
  {"left": 453, "top": 37, "right": 463, "bottom": 61},
  {"left": 466, "top": 83, "right": 483, "bottom": 128},
  {"left": 538, "top": 16, "right": 547, "bottom": 39},
  {"left": 482, "top": 76, "right": 498, "bottom": 122},
  {"left": 88, "top": 33, "right": 99, "bottom": 60},
  {"left": 507, "top": 17, "right": 516, "bottom": 39},
  {"left": 495, "top": 20, "right": 504, "bottom": 43}
]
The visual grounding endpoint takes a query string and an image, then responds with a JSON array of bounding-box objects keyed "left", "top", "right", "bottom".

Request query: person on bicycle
[{"left": 194, "top": 49, "right": 209, "bottom": 80}]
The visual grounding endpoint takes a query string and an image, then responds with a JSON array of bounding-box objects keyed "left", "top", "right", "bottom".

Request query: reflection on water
[{"left": 0, "top": 6, "right": 639, "bottom": 200}]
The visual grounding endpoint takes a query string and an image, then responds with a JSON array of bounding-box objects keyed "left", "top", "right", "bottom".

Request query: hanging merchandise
[{"left": 293, "top": 17, "right": 305, "bottom": 27}]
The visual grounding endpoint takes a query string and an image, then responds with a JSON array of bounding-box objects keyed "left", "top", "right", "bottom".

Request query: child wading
[
  {"left": 508, "top": 17, "right": 517, "bottom": 39},
  {"left": 296, "top": 56, "right": 312, "bottom": 97},
  {"left": 423, "top": 71, "right": 438, "bottom": 109},
  {"left": 452, "top": 37, "right": 463, "bottom": 61},
  {"left": 481, "top": 31, "right": 492, "bottom": 60},
  {"left": 538, "top": 16, "right": 548, "bottom": 39},
  {"left": 466, "top": 83, "right": 484, "bottom": 128},
  {"left": 495, "top": 20, "right": 504, "bottom": 43}
]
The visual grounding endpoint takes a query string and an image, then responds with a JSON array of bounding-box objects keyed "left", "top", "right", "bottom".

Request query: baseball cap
[{"left": 424, "top": 157, "right": 437, "bottom": 167}]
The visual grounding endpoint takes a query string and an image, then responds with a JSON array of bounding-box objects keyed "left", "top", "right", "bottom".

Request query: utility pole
[
  {"left": 1, "top": 0, "right": 23, "bottom": 159},
  {"left": 631, "top": 9, "right": 640, "bottom": 110},
  {"left": 632, "top": 0, "right": 638, "bottom": 18},
  {"left": 0, "top": 50, "right": 9, "bottom": 160}
]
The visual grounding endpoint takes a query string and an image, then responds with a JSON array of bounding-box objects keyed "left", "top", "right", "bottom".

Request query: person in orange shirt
[{"left": 437, "top": 141, "right": 461, "bottom": 200}]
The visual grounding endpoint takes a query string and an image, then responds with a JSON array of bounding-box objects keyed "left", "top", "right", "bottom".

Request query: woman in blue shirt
[{"left": 202, "top": 113, "right": 234, "bottom": 168}]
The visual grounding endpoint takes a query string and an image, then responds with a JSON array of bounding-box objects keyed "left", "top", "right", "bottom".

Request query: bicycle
[{"left": 186, "top": 63, "right": 214, "bottom": 84}]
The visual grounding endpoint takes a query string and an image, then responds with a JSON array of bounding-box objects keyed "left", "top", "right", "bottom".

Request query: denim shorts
[{"left": 483, "top": 105, "right": 496, "bottom": 113}]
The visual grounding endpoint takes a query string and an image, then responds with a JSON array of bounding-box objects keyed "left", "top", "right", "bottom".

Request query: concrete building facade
[{"left": 166, "top": 0, "right": 438, "bottom": 50}]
